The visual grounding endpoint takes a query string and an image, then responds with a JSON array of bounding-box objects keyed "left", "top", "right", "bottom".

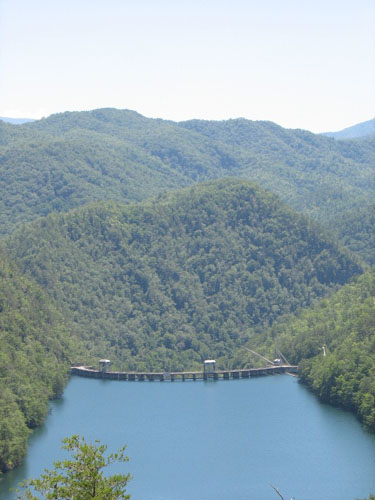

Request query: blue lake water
[{"left": 1, "top": 375, "right": 374, "bottom": 500}]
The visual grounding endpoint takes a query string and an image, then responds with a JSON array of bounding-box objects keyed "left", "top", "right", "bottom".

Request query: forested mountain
[
  {"left": 1, "top": 108, "right": 375, "bottom": 235},
  {"left": 5, "top": 180, "right": 363, "bottom": 371},
  {"left": 323, "top": 118, "right": 375, "bottom": 140},
  {"left": 179, "top": 118, "right": 375, "bottom": 221},
  {"left": 232, "top": 269, "right": 375, "bottom": 431},
  {"left": 1, "top": 107, "right": 374, "bottom": 476},
  {"left": 328, "top": 204, "right": 375, "bottom": 266},
  {"left": 0, "top": 251, "right": 73, "bottom": 472}
]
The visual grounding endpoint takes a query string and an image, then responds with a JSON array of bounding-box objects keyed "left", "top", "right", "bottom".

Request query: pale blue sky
[{"left": 0, "top": 0, "right": 374, "bottom": 132}]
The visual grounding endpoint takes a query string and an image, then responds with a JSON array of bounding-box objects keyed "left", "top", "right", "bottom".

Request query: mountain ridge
[{"left": 1, "top": 108, "right": 375, "bottom": 236}]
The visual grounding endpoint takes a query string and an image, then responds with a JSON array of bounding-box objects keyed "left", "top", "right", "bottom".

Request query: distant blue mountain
[
  {"left": 0, "top": 116, "right": 35, "bottom": 124},
  {"left": 323, "top": 118, "right": 375, "bottom": 140}
]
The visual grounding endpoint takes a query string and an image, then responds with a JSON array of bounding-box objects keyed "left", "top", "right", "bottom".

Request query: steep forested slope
[
  {"left": 0, "top": 252, "right": 72, "bottom": 472},
  {"left": 232, "top": 269, "right": 375, "bottom": 431},
  {"left": 274, "top": 270, "right": 375, "bottom": 431},
  {"left": 1, "top": 108, "right": 375, "bottom": 234},
  {"left": 6, "top": 180, "right": 363, "bottom": 371},
  {"left": 328, "top": 204, "right": 375, "bottom": 266}
]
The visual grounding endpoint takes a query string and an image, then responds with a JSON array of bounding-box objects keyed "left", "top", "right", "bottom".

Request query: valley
[{"left": 0, "top": 111, "right": 374, "bottom": 493}]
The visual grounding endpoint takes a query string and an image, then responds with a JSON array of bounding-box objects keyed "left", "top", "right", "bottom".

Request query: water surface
[{"left": 1, "top": 375, "right": 374, "bottom": 500}]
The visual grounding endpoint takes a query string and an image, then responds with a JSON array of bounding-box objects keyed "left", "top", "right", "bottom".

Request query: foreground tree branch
[{"left": 17, "top": 435, "right": 132, "bottom": 500}]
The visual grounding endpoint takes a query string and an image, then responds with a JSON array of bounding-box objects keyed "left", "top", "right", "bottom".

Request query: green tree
[{"left": 18, "top": 435, "right": 131, "bottom": 500}]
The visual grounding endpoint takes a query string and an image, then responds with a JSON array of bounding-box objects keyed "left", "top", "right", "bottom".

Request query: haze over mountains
[
  {"left": 2, "top": 113, "right": 374, "bottom": 138},
  {"left": 323, "top": 117, "right": 375, "bottom": 140},
  {"left": 0, "top": 117, "right": 35, "bottom": 125}
]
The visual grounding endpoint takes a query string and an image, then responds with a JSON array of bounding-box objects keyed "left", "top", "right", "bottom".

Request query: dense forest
[
  {"left": 5, "top": 179, "right": 363, "bottom": 371},
  {"left": 1, "top": 108, "right": 375, "bottom": 235},
  {"left": 230, "top": 269, "right": 375, "bottom": 431},
  {"left": 329, "top": 204, "right": 375, "bottom": 266},
  {"left": 0, "top": 251, "right": 72, "bottom": 473}
]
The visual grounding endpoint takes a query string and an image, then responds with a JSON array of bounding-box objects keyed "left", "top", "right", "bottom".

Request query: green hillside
[
  {"left": 178, "top": 118, "right": 375, "bottom": 221},
  {"left": 0, "top": 252, "right": 73, "bottom": 472},
  {"left": 232, "top": 269, "right": 375, "bottom": 431},
  {"left": 328, "top": 204, "right": 375, "bottom": 266},
  {"left": 1, "top": 108, "right": 375, "bottom": 235},
  {"left": 5, "top": 180, "right": 363, "bottom": 371}
]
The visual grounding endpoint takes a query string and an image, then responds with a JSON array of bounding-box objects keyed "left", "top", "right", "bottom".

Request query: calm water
[{"left": 1, "top": 375, "right": 374, "bottom": 500}]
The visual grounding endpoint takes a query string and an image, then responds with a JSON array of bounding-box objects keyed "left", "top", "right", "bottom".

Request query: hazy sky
[{"left": 1, "top": 0, "right": 374, "bottom": 132}]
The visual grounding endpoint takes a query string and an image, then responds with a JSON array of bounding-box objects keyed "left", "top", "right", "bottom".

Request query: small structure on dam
[
  {"left": 203, "top": 360, "right": 216, "bottom": 376},
  {"left": 99, "top": 359, "right": 111, "bottom": 373}
]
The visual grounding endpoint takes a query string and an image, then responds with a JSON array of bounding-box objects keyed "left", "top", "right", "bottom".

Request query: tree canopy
[
  {"left": 329, "top": 203, "right": 375, "bottom": 266},
  {"left": 18, "top": 435, "right": 131, "bottom": 500},
  {"left": 5, "top": 179, "right": 363, "bottom": 371},
  {"left": 0, "top": 251, "right": 73, "bottom": 473}
]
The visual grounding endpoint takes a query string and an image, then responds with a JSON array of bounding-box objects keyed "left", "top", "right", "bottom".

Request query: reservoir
[{"left": 1, "top": 375, "right": 374, "bottom": 500}]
